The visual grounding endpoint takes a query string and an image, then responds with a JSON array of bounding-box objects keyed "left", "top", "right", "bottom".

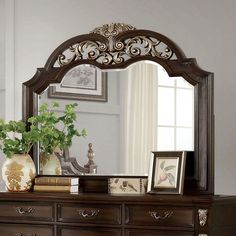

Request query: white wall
[
  {"left": 0, "top": 0, "right": 5, "bottom": 188},
  {"left": 0, "top": 0, "right": 5, "bottom": 118},
  {"left": 2, "top": 0, "right": 236, "bottom": 194}
]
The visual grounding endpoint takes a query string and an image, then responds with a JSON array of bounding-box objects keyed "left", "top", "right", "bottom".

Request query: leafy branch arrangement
[
  {"left": 157, "top": 160, "right": 176, "bottom": 186},
  {"left": 29, "top": 102, "right": 87, "bottom": 156},
  {"left": 0, "top": 119, "right": 39, "bottom": 158}
]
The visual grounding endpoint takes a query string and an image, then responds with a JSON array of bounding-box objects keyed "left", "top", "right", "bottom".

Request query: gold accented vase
[
  {"left": 1, "top": 154, "right": 36, "bottom": 192},
  {"left": 40, "top": 152, "right": 62, "bottom": 175}
]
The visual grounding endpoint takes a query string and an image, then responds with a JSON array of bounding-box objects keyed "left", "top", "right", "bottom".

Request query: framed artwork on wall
[
  {"left": 147, "top": 151, "right": 186, "bottom": 194},
  {"left": 48, "top": 64, "right": 107, "bottom": 102}
]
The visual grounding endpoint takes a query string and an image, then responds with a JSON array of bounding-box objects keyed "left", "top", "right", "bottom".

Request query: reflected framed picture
[
  {"left": 147, "top": 151, "right": 186, "bottom": 194},
  {"left": 48, "top": 64, "right": 107, "bottom": 102}
]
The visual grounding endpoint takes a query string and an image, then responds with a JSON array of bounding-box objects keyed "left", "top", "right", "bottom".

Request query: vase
[
  {"left": 40, "top": 152, "right": 62, "bottom": 175},
  {"left": 1, "top": 154, "right": 36, "bottom": 192}
]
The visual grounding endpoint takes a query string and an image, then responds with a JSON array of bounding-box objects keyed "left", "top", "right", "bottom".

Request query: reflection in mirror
[{"left": 38, "top": 61, "right": 194, "bottom": 176}]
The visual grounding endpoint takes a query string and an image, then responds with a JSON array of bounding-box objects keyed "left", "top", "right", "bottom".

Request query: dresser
[{"left": 0, "top": 192, "right": 236, "bottom": 236}]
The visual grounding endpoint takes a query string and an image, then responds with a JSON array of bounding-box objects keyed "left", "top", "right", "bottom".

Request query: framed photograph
[
  {"left": 147, "top": 151, "right": 186, "bottom": 194},
  {"left": 48, "top": 64, "right": 107, "bottom": 102}
]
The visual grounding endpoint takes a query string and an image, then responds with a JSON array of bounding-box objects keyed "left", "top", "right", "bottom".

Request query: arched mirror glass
[{"left": 38, "top": 61, "right": 194, "bottom": 175}]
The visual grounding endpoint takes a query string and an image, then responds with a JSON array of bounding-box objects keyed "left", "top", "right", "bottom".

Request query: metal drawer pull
[
  {"left": 77, "top": 209, "right": 100, "bottom": 218},
  {"left": 149, "top": 210, "right": 173, "bottom": 221},
  {"left": 16, "top": 207, "right": 35, "bottom": 215},
  {"left": 15, "top": 233, "right": 36, "bottom": 236}
]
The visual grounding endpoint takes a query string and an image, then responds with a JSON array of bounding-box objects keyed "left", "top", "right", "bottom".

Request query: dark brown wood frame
[{"left": 22, "top": 23, "right": 214, "bottom": 195}]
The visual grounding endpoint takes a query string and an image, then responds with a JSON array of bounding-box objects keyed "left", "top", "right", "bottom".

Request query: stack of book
[{"left": 33, "top": 176, "right": 79, "bottom": 193}]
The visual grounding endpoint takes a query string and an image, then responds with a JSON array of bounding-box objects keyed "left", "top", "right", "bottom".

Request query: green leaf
[
  {"left": 164, "top": 165, "right": 176, "bottom": 171},
  {"left": 167, "top": 173, "right": 175, "bottom": 186},
  {"left": 160, "top": 160, "right": 165, "bottom": 170},
  {"left": 0, "top": 102, "right": 87, "bottom": 157},
  {"left": 53, "top": 101, "right": 59, "bottom": 108}
]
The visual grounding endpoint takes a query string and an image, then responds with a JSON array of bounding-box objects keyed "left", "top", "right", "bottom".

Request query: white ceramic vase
[
  {"left": 1, "top": 154, "right": 36, "bottom": 192},
  {"left": 40, "top": 152, "right": 62, "bottom": 175}
]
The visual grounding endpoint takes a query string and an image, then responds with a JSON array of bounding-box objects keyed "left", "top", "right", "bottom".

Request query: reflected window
[{"left": 157, "top": 67, "right": 194, "bottom": 151}]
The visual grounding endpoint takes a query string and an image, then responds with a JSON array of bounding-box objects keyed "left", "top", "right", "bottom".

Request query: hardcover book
[
  {"left": 33, "top": 185, "right": 79, "bottom": 193},
  {"left": 34, "top": 176, "right": 79, "bottom": 186}
]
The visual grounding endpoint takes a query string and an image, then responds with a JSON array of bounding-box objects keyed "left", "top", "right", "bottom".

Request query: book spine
[
  {"left": 35, "top": 178, "right": 75, "bottom": 186},
  {"left": 34, "top": 185, "right": 78, "bottom": 193}
]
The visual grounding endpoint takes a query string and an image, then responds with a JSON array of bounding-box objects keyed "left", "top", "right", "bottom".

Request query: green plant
[
  {"left": 0, "top": 119, "right": 39, "bottom": 158},
  {"left": 29, "top": 102, "right": 87, "bottom": 156}
]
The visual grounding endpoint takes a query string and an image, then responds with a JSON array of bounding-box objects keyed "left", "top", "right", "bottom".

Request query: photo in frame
[
  {"left": 147, "top": 151, "right": 186, "bottom": 194},
  {"left": 48, "top": 64, "right": 107, "bottom": 102}
]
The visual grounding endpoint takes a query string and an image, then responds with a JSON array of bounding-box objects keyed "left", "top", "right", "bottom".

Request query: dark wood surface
[
  {"left": 0, "top": 224, "right": 53, "bottom": 236},
  {"left": 0, "top": 192, "right": 236, "bottom": 235},
  {"left": 124, "top": 229, "right": 194, "bottom": 236}
]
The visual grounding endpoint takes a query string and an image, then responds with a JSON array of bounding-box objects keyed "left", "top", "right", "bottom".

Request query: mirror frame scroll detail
[{"left": 22, "top": 23, "right": 214, "bottom": 195}]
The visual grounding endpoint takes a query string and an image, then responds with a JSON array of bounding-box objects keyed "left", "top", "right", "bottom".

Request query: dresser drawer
[
  {"left": 125, "top": 229, "right": 194, "bottom": 236},
  {"left": 0, "top": 223, "right": 53, "bottom": 236},
  {"left": 0, "top": 202, "right": 54, "bottom": 222},
  {"left": 57, "top": 203, "right": 121, "bottom": 225},
  {"left": 58, "top": 226, "right": 121, "bottom": 236},
  {"left": 125, "top": 205, "right": 194, "bottom": 227}
]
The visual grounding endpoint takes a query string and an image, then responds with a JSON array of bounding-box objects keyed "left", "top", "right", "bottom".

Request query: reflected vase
[
  {"left": 40, "top": 152, "right": 62, "bottom": 175},
  {"left": 1, "top": 154, "right": 36, "bottom": 192}
]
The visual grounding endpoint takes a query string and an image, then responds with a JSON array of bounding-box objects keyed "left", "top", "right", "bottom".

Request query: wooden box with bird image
[{"left": 108, "top": 177, "right": 147, "bottom": 194}]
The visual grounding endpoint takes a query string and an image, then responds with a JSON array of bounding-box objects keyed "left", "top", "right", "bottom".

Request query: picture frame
[
  {"left": 147, "top": 151, "right": 186, "bottom": 194},
  {"left": 48, "top": 64, "right": 107, "bottom": 102}
]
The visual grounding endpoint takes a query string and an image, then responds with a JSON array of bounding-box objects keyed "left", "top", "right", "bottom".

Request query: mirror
[
  {"left": 38, "top": 61, "right": 194, "bottom": 175},
  {"left": 23, "top": 23, "right": 214, "bottom": 194}
]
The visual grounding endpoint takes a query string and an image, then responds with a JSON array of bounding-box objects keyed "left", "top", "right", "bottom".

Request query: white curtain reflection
[{"left": 120, "top": 62, "right": 158, "bottom": 175}]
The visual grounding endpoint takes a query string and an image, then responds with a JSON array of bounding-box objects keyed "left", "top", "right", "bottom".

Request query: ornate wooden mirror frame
[{"left": 22, "top": 23, "right": 214, "bottom": 195}]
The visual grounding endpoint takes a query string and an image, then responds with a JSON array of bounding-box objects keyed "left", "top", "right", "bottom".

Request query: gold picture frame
[{"left": 147, "top": 151, "right": 186, "bottom": 194}]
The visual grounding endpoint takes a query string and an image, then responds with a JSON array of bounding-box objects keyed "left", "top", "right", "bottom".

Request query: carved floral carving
[
  {"left": 198, "top": 209, "right": 208, "bottom": 227},
  {"left": 90, "top": 23, "right": 136, "bottom": 38},
  {"left": 56, "top": 23, "right": 175, "bottom": 67}
]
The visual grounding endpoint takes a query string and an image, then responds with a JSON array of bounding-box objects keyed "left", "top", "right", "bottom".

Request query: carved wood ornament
[
  {"left": 198, "top": 209, "right": 208, "bottom": 227},
  {"left": 56, "top": 23, "right": 176, "bottom": 67}
]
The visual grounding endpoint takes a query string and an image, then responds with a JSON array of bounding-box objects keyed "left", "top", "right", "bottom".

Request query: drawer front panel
[
  {"left": 0, "top": 202, "right": 54, "bottom": 221},
  {"left": 125, "top": 205, "right": 194, "bottom": 227},
  {"left": 57, "top": 203, "right": 121, "bottom": 224},
  {"left": 0, "top": 223, "right": 53, "bottom": 236},
  {"left": 125, "top": 229, "right": 194, "bottom": 236},
  {"left": 58, "top": 227, "right": 121, "bottom": 236}
]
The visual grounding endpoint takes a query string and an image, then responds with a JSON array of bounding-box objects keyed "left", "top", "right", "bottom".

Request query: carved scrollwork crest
[
  {"left": 56, "top": 23, "right": 176, "bottom": 67},
  {"left": 90, "top": 23, "right": 136, "bottom": 38}
]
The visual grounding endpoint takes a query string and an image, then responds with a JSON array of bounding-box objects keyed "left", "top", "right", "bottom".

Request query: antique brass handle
[
  {"left": 16, "top": 207, "right": 35, "bottom": 215},
  {"left": 15, "top": 233, "right": 36, "bottom": 236},
  {"left": 149, "top": 210, "right": 173, "bottom": 221},
  {"left": 77, "top": 209, "right": 100, "bottom": 218}
]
